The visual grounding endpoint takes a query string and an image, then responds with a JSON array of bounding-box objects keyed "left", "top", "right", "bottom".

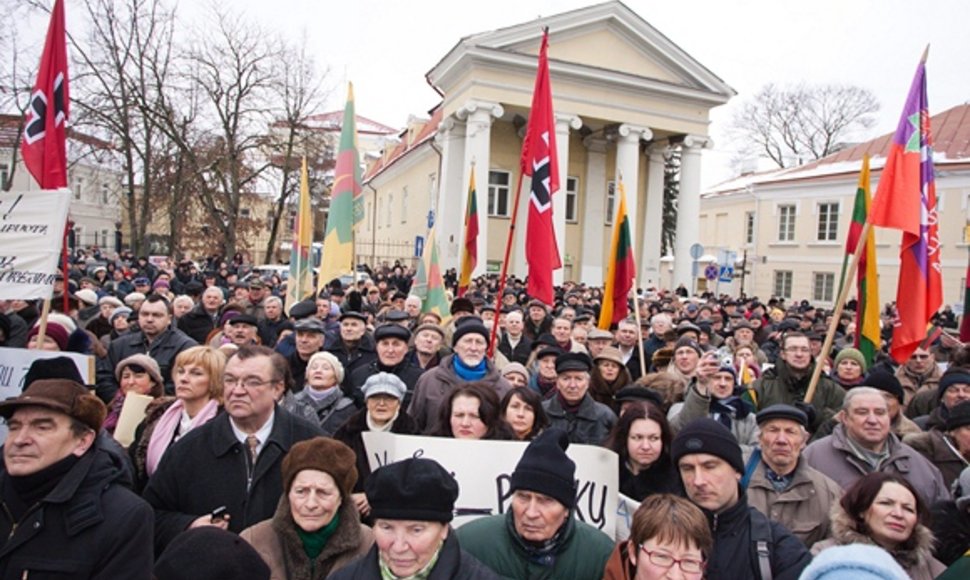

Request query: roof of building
[
  {"left": 705, "top": 102, "right": 970, "bottom": 197},
  {"left": 363, "top": 106, "right": 443, "bottom": 181}
]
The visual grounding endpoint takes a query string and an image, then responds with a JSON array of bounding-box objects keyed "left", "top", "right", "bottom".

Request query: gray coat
[
  {"left": 543, "top": 393, "right": 617, "bottom": 446},
  {"left": 669, "top": 383, "right": 760, "bottom": 452},
  {"left": 802, "top": 423, "right": 950, "bottom": 504},
  {"left": 407, "top": 354, "right": 511, "bottom": 433},
  {"left": 281, "top": 388, "right": 357, "bottom": 437}
]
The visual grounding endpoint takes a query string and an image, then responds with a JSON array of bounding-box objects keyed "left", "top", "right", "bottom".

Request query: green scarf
[
  {"left": 297, "top": 512, "right": 341, "bottom": 561},
  {"left": 378, "top": 542, "right": 442, "bottom": 580}
]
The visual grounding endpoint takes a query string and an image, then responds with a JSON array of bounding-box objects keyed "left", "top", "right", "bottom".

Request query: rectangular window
[
  {"left": 773, "top": 270, "right": 793, "bottom": 299},
  {"left": 74, "top": 177, "right": 83, "bottom": 201},
  {"left": 813, "top": 272, "right": 835, "bottom": 302},
  {"left": 745, "top": 211, "right": 755, "bottom": 245},
  {"left": 487, "top": 170, "right": 510, "bottom": 217},
  {"left": 0, "top": 164, "right": 8, "bottom": 189},
  {"left": 240, "top": 208, "right": 251, "bottom": 219},
  {"left": 565, "top": 176, "right": 578, "bottom": 223},
  {"left": 605, "top": 181, "right": 616, "bottom": 225},
  {"left": 101, "top": 183, "right": 110, "bottom": 204},
  {"left": 100, "top": 229, "right": 110, "bottom": 247},
  {"left": 816, "top": 202, "right": 839, "bottom": 241},
  {"left": 777, "top": 204, "right": 796, "bottom": 241},
  {"left": 401, "top": 186, "right": 408, "bottom": 224}
]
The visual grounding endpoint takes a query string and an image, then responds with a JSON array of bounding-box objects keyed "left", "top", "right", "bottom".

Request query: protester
[
  {"left": 285, "top": 317, "right": 327, "bottom": 391},
  {"left": 810, "top": 472, "right": 945, "bottom": 580},
  {"left": 406, "top": 323, "right": 447, "bottom": 370},
  {"left": 798, "top": 543, "right": 909, "bottom": 580},
  {"left": 542, "top": 352, "right": 617, "bottom": 445},
  {"left": 498, "top": 309, "right": 532, "bottom": 365},
  {"left": 432, "top": 383, "right": 512, "bottom": 440},
  {"left": 240, "top": 438, "right": 373, "bottom": 579},
  {"left": 896, "top": 346, "right": 942, "bottom": 408},
  {"left": 669, "top": 361, "right": 760, "bottom": 451},
  {"left": 282, "top": 351, "right": 356, "bottom": 437},
  {"left": 325, "top": 311, "right": 377, "bottom": 392},
  {"left": 104, "top": 353, "right": 165, "bottom": 436},
  {"left": 348, "top": 324, "right": 423, "bottom": 407},
  {"left": 500, "top": 361, "right": 529, "bottom": 389},
  {"left": 904, "top": 398, "right": 970, "bottom": 487},
  {"left": 607, "top": 404, "right": 682, "bottom": 500},
  {"left": 500, "top": 386, "right": 549, "bottom": 440},
  {"left": 831, "top": 347, "right": 868, "bottom": 389},
  {"left": 591, "top": 346, "right": 633, "bottom": 407}
]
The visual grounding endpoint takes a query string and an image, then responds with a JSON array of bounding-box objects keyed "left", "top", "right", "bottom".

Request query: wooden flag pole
[
  {"left": 629, "top": 278, "right": 647, "bottom": 375},
  {"left": 487, "top": 170, "right": 527, "bottom": 359},
  {"left": 34, "top": 297, "right": 53, "bottom": 347},
  {"left": 804, "top": 219, "right": 873, "bottom": 404}
]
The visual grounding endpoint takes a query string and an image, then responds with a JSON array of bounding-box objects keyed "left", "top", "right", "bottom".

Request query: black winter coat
[
  {"left": 177, "top": 304, "right": 220, "bottom": 344},
  {"left": 0, "top": 444, "right": 154, "bottom": 579},
  {"left": 142, "top": 408, "right": 322, "bottom": 554},
  {"left": 332, "top": 409, "right": 418, "bottom": 494},
  {"left": 347, "top": 358, "right": 424, "bottom": 408},
  {"left": 932, "top": 499, "right": 970, "bottom": 566},
  {"left": 498, "top": 333, "right": 532, "bottom": 365},
  {"left": 96, "top": 327, "right": 197, "bottom": 401},
  {"left": 326, "top": 336, "right": 377, "bottom": 393},
  {"left": 329, "top": 529, "right": 498, "bottom": 580},
  {"left": 618, "top": 454, "right": 683, "bottom": 501}
]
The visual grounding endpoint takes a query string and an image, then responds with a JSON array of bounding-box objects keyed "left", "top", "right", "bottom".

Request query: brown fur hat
[
  {"left": 281, "top": 437, "right": 358, "bottom": 498},
  {"left": 0, "top": 379, "right": 107, "bottom": 431}
]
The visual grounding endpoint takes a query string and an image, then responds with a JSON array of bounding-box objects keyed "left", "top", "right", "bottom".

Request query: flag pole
[
  {"left": 805, "top": 218, "right": 873, "bottom": 404},
  {"left": 487, "top": 170, "right": 526, "bottom": 358},
  {"left": 629, "top": 278, "right": 646, "bottom": 375}
]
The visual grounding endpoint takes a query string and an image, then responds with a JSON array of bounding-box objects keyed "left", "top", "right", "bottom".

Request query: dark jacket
[
  {"left": 498, "top": 333, "right": 532, "bottom": 365},
  {"left": 177, "top": 303, "right": 221, "bottom": 344},
  {"left": 0, "top": 443, "right": 154, "bottom": 580},
  {"left": 258, "top": 317, "right": 290, "bottom": 349},
  {"left": 408, "top": 354, "right": 511, "bottom": 433},
  {"left": 619, "top": 455, "right": 683, "bottom": 501},
  {"left": 142, "top": 408, "right": 322, "bottom": 553},
  {"left": 325, "top": 335, "right": 377, "bottom": 393},
  {"left": 704, "top": 488, "right": 812, "bottom": 580},
  {"left": 330, "top": 529, "right": 498, "bottom": 580},
  {"left": 750, "top": 360, "right": 845, "bottom": 432},
  {"left": 903, "top": 428, "right": 969, "bottom": 488},
  {"left": 96, "top": 326, "right": 198, "bottom": 402},
  {"left": 348, "top": 359, "right": 424, "bottom": 408},
  {"left": 332, "top": 409, "right": 418, "bottom": 494},
  {"left": 932, "top": 499, "right": 970, "bottom": 566},
  {"left": 542, "top": 393, "right": 616, "bottom": 446}
]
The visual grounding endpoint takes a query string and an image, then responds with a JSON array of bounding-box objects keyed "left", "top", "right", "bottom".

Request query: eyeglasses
[
  {"left": 639, "top": 545, "right": 705, "bottom": 573},
  {"left": 910, "top": 354, "right": 931, "bottom": 360},
  {"left": 224, "top": 376, "right": 276, "bottom": 389}
]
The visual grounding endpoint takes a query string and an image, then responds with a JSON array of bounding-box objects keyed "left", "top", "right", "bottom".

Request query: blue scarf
[{"left": 453, "top": 356, "right": 487, "bottom": 381}]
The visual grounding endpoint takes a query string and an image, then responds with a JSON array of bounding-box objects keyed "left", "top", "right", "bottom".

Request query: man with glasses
[
  {"left": 750, "top": 332, "right": 844, "bottom": 433},
  {"left": 143, "top": 345, "right": 322, "bottom": 552}
]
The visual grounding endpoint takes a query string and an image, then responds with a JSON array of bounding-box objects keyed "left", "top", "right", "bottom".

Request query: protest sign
[
  {"left": 0, "top": 347, "right": 94, "bottom": 400},
  {"left": 615, "top": 493, "right": 641, "bottom": 542},
  {"left": 0, "top": 189, "right": 71, "bottom": 299},
  {"left": 362, "top": 432, "right": 618, "bottom": 535},
  {"left": 113, "top": 392, "right": 153, "bottom": 448}
]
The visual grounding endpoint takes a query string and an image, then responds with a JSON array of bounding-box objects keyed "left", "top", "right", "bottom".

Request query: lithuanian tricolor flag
[
  {"left": 845, "top": 155, "right": 881, "bottom": 364},
  {"left": 458, "top": 167, "right": 478, "bottom": 297},
  {"left": 598, "top": 179, "right": 636, "bottom": 329}
]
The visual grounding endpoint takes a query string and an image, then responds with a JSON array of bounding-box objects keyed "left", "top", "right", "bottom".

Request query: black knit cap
[
  {"left": 452, "top": 318, "right": 489, "bottom": 347},
  {"left": 23, "top": 356, "right": 85, "bottom": 387},
  {"left": 365, "top": 458, "right": 458, "bottom": 523},
  {"left": 671, "top": 417, "right": 744, "bottom": 473},
  {"left": 939, "top": 369, "right": 970, "bottom": 402},
  {"left": 862, "top": 368, "right": 905, "bottom": 404},
  {"left": 756, "top": 404, "right": 808, "bottom": 428},
  {"left": 154, "top": 527, "right": 270, "bottom": 580},
  {"left": 946, "top": 400, "right": 970, "bottom": 431},
  {"left": 510, "top": 428, "right": 576, "bottom": 509}
]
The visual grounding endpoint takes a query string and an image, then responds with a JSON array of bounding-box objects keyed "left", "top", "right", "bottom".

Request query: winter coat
[
  {"left": 0, "top": 443, "right": 154, "bottom": 579},
  {"left": 85, "top": 314, "right": 114, "bottom": 339},
  {"left": 668, "top": 383, "right": 760, "bottom": 452},
  {"left": 903, "top": 428, "right": 969, "bottom": 488},
  {"left": 330, "top": 528, "right": 498, "bottom": 580},
  {"left": 542, "top": 393, "right": 617, "bottom": 446},
  {"left": 810, "top": 412, "right": 922, "bottom": 444},
  {"left": 702, "top": 488, "right": 812, "bottom": 580},
  {"left": 931, "top": 499, "right": 970, "bottom": 566},
  {"left": 602, "top": 540, "right": 636, "bottom": 580},
  {"left": 906, "top": 387, "right": 941, "bottom": 420},
  {"left": 240, "top": 497, "right": 373, "bottom": 580},
  {"left": 750, "top": 360, "right": 845, "bottom": 432},
  {"left": 810, "top": 500, "right": 946, "bottom": 580},
  {"left": 802, "top": 424, "right": 950, "bottom": 504},
  {"left": 332, "top": 409, "right": 418, "bottom": 494},
  {"left": 498, "top": 333, "right": 532, "bottom": 365},
  {"left": 407, "top": 354, "right": 511, "bottom": 433},
  {"left": 96, "top": 326, "right": 198, "bottom": 402},
  {"left": 281, "top": 387, "right": 357, "bottom": 437},
  {"left": 177, "top": 303, "right": 221, "bottom": 344},
  {"left": 325, "top": 335, "right": 377, "bottom": 394},
  {"left": 142, "top": 407, "right": 323, "bottom": 553},
  {"left": 746, "top": 456, "right": 842, "bottom": 548},
  {"left": 456, "top": 512, "right": 614, "bottom": 580},
  {"left": 348, "top": 358, "right": 424, "bottom": 408},
  {"left": 619, "top": 455, "right": 683, "bottom": 501},
  {"left": 896, "top": 363, "right": 942, "bottom": 407}
]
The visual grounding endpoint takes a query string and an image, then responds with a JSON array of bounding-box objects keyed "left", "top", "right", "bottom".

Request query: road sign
[
  {"left": 704, "top": 264, "right": 718, "bottom": 280},
  {"left": 719, "top": 265, "right": 734, "bottom": 283},
  {"left": 689, "top": 243, "right": 704, "bottom": 260},
  {"left": 414, "top": 236, "right": 424, "bottom": 258}
]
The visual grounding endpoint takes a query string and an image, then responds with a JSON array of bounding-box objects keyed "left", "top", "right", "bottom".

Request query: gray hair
[
  {"left": 264, "top": 295, "right": 283, "bottom": 308},
  {"left": 842, "top": 386, "right": 888, "bottom": 412},
  {"left": 651, "top": 313, "right": 672, "bottom": 327},
  {"left": 172, "top": 295, "right": 194, "bottom": 308}
]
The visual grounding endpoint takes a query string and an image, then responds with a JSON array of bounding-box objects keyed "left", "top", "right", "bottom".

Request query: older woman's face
[
  {"left": 374, "top": 520, "right": 448, "bottom": 577},
  {"left": 306, "top": 358, "right": 338, "bottom": 390},
  {"left": 120, "top": 366, "right": 154, "bottom": 396},
  {"left": 366, "top": 394, "right": 401, "bottom": 425},
  {"left": 174, "top": 362, "right": 211, "bottom": 403},
  {"left": 630, "top": 538, "right": 704, "bottom": 580},
  {"left": 837, "top": 358, "right": 863, "bottom": 381},
  {"left": 598, "top": 360, "right": 622, "bottom": 382},
  {"left": 289, "top": 469, "right": 341, "bottom": 533},
  {"left": 504, "top": 372, "right": 528, "bottom": 389},
  {"left": 862, "top": 481, "right": 918, "bottom": 550}
]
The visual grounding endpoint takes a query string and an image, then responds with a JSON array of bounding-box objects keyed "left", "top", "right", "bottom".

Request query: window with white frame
[
  {"left": 605, "top": 181, "right": 616, "bottom": 225},
  {"left": 100, "top": 229, "right": 110, "bottom": 247},
  {"left": 565, "top": 176, "right": 578, "bottom": 223},
  {"left": 74, "top": 176, "right": 83, "bottom": 201},
  {"left": 773, "top": 270, "right": 793, "bottom": 299},
  {"left": 744, "top": 211, "right": 755, "bottom": 245},
  {"left": 401, "top": 186, "right": 408, "bottom": 224},
  {"left": 101, "top": 183, "right": 110, "bottom": 205},
  {"left": 428, "top": 173, "right": 437, "bottom": 215},
  {"left": 817, "top": 202, "right": 839, "bottom": 241},
  {"left": 813, "top": 272, "right": 835, "bottom": 302},
  {"left": 488, "top": 170, "right": 510, "bottom": 217},
  {"left": 777, "top": 205, "right": 796, "bottom": 241}
]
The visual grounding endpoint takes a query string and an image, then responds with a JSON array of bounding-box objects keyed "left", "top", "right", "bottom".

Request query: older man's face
[
  {"left": 557, "top": 370, "right": 589, "bottom": 405},
  {"left": 511, "top": 490, "right": 569, "bottom": 543},
  {"left": 4, "top": 407, "right": 94, "bottom": 476}
]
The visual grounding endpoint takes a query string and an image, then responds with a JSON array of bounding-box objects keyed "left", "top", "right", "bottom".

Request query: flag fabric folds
[
  {"left": 318, "top": 83, "right": 361, "bottom": 290},
  {"left": 961, "top": 257, "right": 970, "bottom": 343},
  {"left": 598, "top": 179, "right": 635, "bottom": 329},
  {"left": 413, "top": 228, "right": 451, "bottom": 321},
  {"left": 868, "top": 55, "right": 942, "bottom": 363},
  {"left": 286, "top": 158, "right": 314, "bottom": 312},
  {"left": 21, "top": 0, "right": 69, "bottom": 189},
  {"left": 844, "top": 156, "right": 881, "bottom": 366},
  {"left": 457, "top": 168, "right": 478, "bottom": 297},
  {"left": 521, "top": 29, "right": 562, "bottom": 306}
]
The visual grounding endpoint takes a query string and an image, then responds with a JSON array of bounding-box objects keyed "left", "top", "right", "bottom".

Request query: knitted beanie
[
  {"left": 510, "top": 428, "right": 577, "bottom": 508},
  {"left": 154, "top": 527, "right": 270, "bottom": 580},
  {"left": 366, "top": 458, "right": 458, "bottom": 523},
  {"left": 834, "top": 347, "right": 868, "bottom": 374},
  {"left": 671, "top": 417, "right": 744, "bottom": 473},
  {"left": 939, "top": 369, "right": 970, "bottom": 402},
  {"left": 862, "top": 368, "right": 905, "bottom": 404}
]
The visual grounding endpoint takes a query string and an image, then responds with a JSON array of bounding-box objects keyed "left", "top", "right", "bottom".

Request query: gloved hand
[{"left": 794, "top": 401, "right": 817, "bottom": 427}]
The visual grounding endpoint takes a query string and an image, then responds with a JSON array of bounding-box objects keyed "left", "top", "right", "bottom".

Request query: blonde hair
[{"left": 174, "top": 346, "right": 227, "bottom": 401}]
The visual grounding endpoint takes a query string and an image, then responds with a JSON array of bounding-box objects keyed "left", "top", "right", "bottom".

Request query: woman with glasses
[{"left": 604, "top": 494, "right": 711, "bottom": 580}]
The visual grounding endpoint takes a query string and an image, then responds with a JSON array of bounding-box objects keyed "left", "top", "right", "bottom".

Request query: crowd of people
[{"left": 0, "top": 248, "right": 968, "bottom": 579}]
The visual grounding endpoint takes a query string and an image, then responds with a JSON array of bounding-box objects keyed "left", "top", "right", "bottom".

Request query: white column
[
  {"left": 554, "top": 113, "right": 582, "bottom": 284},
  {"left": 580, "top": 136, "right": 608, "bottom": 285},
  {"left": 434, "top": 116, "right": 466, "bottom": 270},
  {"left": 641, "top": 144, "right": 666, "bottom": 288},
  {"left": 457, "top": 100, "right": 504, "bottom": 277},
  {"left": 673, "top": 135, "right": 711, "bottom": 292},
  {"left": 614, "top": 124, "right": 652, "bottom": 274}
]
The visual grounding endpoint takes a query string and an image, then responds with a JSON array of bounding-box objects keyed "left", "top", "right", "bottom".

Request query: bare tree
[
  {"left": 729, "top": 83, "right": 879, "bottom": 169},
  {"left": 0, "top": 1, "right": 40, "bottom": 191}
]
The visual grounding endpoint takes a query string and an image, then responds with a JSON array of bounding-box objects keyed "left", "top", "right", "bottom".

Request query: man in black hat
[
  {"left": 457, "top": 429, "right": 613, "bottom": 578},
  {"left": 225, "top": 314, "right": 260, "bottom": 347},
  {"left": 325, "top": 311, "right": 377, "bottom": 393},
  {"left": 903, "top": 369, "right": 970, "bottom": 487},
  {"left": 745, "top": 405, "right": 842, "bottom": 548},
  {"left": 348, "top": 324, "right": 424, "bottom": 407},
  {"left": 286, "top": 318, "right": 327, "bottom": 392},
  {"left": 0, "top": 379, "right": 153, "bottom": 579},
  {"left": 523, "top": 299, "right": 552, "bottom": 341},
  {"left": 673, "top": 418, "right": 811, "bottom": 579},
  {"left": 541, "top": 352, "right": 616, "bottom": 445}
]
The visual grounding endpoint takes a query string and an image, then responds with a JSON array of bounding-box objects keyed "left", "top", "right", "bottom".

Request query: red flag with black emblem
[
  {"left": 21, "top": 0, "right": 70, "bottom": 189},
  {"left": 521, "top": 29, "right": 561, "bottom": 306}
]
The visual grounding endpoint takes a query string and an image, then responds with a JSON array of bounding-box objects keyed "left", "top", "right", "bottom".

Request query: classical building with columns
[{"left": 357, "top": 1, "right": 734, "bottom": 289}]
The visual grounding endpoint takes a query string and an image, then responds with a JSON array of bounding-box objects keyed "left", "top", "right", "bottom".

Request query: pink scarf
[{"left": 146, "top": 398, "right": 220, "bottom": 476}]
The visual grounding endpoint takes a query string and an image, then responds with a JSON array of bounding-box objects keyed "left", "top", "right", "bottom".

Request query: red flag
[
  {"left": 521, "top": 29, "right": 561, "bottom": 306},
  {"left": 868, "top": 54, "right": 942, "bottom": 363},
  {"left": 21, "top": 0, "right": 70, "bottom": 189}
]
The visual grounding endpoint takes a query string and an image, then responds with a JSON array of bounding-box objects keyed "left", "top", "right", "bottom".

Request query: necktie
[{"left": 246, "top": 435, "right": 259, "bottom": 465}]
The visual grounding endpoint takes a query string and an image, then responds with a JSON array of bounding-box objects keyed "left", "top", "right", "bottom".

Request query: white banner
[
  {"left": 0, "top": 189, "right": 71, "bottom": 299},
  {"left": 362, "top": 432, "right": 619, "bottom": 536},
  {"left": 0, "top": 347, "right": 95, "bottom": 401}
]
